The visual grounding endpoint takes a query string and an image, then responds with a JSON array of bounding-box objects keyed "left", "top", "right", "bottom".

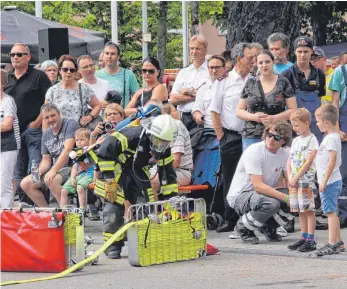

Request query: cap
[
  {"left": 312, "top": 46, "right": 325, "bottom": 58},
  {"left": 294, "top": 36, "right": 313, "bottom": 50}
]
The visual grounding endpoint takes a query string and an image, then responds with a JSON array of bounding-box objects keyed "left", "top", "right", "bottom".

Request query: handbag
[{"left": 78, "top": 83, "right": 103, "bottom": 131}]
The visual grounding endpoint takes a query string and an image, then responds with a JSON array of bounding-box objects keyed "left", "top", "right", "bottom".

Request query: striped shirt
[
  {"left": 171, "top": 119, "right": 193, "bottom": 170},
  {"left": 0, "top": 94, "right": 20, "bottom": 152}
]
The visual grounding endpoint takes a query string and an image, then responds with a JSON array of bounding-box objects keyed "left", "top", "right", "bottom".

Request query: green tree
[
  {"left": 1, "top": 1, "right": 223, "bottom": 69},
  {"left": 300, "top": 1, "right": 347, "bottom": 45}
]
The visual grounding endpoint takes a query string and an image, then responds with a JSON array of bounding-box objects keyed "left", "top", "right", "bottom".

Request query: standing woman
[
  {"left": 41, "top": 60, "right": 59, "bottom": 85},
  {"left": 125, "top": 57, "right": 168, "bottom": 116},
  {"left": 45, "top": 55, "right": 101, "bottom": 128},
  {"left": 237, "top": 50, "right": 297, "bottom": 151},
  {"left": 0, "top": 69, "right": 20, "bottom": 208}
]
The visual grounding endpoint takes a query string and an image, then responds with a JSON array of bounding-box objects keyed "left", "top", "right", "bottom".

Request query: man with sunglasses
[
  {"left": 4, "top": 43, "right": 51, "bottom": 205},
  {"left": 170, "top": 35, "right": 210, "bottom": 131},
  {"left": 96, "top": 42, "right": 139, "bottom": 109},
  {"left": 227, "top": 121, "right": 292, "bottom": 244}
]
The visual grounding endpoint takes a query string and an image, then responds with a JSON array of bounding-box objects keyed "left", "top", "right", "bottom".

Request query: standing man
[
  {"left": 192, "top": 55, "right": 226, "bottom": 128},
  {"left": 78, "top": 55, "right": 112, "bottom": 103},
  {"left": 210, "top": 43, "right": 256, "bottom": 232},
  {"left": 340, "top": 52, "right": 347, "bottom": 66},
  {"left": 310, "top": 46, "right": 334, "bottom": 105},
  {"left": 329, "top": 61, "right": 347, "bottom": 229},
  {"left": 96, "top": 42, "right": 139, "bottom": 109},
  {"left": 267, "top": 33, "right": 293, "bottom": 75},
  {"left": 4, "top": 43, "right": 51, "bottom": 204},
  {"left": 98, "top": 51, "right": 105, "bottom": 69},
  {"left": 170, "top": 34, "right": 210, "bottom": 131},
  {"left": 331, "top": 56, "right": 340, "bottom": 70},
  {"left": 282, "top": 36, "right": 326, "bottom": 143}
]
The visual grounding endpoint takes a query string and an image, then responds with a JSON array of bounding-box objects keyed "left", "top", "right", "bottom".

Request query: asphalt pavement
[{"left": 1, "top": 214, "right": 347, "bottom": 289}]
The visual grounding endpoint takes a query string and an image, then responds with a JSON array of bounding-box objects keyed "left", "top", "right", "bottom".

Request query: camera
[
  {"left": 105, "top": 90, "right": 122, "bottom": 104},
  {"left": 102, "top": 122, "right": 114, "bottom": 132}
]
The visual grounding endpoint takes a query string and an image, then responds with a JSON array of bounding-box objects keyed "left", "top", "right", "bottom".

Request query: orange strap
[{"left": 178, "top": 185, "right": 208, "bottom": 191}]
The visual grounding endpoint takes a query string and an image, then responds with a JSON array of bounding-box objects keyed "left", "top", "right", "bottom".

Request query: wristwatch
[{"left": 88, "top": 114, "right": 96, "bottom": 120}]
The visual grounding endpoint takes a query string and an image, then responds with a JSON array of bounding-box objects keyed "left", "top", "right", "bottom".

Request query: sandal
[
  {"left": 315, "top": 244, "right": 339, "bottom": 256},
  {"left": 335, "top": 240, "right": 345, "bottom": 252}
]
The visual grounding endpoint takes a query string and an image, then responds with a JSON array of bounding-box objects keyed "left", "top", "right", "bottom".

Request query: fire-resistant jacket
[{"left": 90, "top": 124, "right": 178, "bottom": 205}]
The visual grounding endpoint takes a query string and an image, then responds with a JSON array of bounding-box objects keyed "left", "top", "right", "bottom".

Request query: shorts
[
  {"left": 289, "top": 183, "right": 315, "bottom": 213},
  {"left": 320, "top": 180, "right": 342, "bottom": 214},
  {"left": 63, "top": 174, "right": 93, "bottom": 195},
  {"left": 40, "top": 167, "right": 71, "bottom": 193}
]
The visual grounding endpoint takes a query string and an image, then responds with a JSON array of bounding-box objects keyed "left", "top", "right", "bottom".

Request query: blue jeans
[
  {"left": 242, "top": 137, "right": 262, "bottom": 151},
  {"left": 320, "top": 180, "right": 342, "bottom": 214},
  {"left": 15, "top": 127, "right": 42, "bottom": 204}
]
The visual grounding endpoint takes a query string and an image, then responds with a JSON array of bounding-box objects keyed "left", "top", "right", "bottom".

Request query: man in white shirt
[
  {"left": 228, "top": 121, "right": 292, "bottom": 244},
  {"left": 192, "top": 55, "right": 226, "bottom": 128},
  {"left": 78, "top": 55, "right": 112, "bottom": 103},
  {"left": 210, "top": 42, "right": 256, "bottom": 233},
  {"left": 170, "top": 35, "right": 210, "bottom": 131}
]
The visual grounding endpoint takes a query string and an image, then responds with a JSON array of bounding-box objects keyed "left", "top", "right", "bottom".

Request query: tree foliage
[{"left": 300, "top": 1, "right": 347, "bottom": 45}]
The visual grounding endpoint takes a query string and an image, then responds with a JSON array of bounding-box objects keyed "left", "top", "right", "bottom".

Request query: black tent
[{"left": 1, "top": 7, "right": 105, "bottom": 63}]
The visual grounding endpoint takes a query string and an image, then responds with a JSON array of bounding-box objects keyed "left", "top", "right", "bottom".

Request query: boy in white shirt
[
  {"left": 315, "top": 105, "right": 345, "bottom": 255},
  {"left": 287, "top": 108, "right": 319, "bottom": 252}
]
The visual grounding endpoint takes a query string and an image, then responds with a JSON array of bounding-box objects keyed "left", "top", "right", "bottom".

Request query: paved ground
[{"left": 1, "top": 214, "right": 347, "bottom": 288}]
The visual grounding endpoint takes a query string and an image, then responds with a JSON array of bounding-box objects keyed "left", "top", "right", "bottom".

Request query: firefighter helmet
[
  {"left": 147, "top": 115, "right": 177, "bottom": 153},
  {"left": 147, "top": 114, "right": 177, "bottom": 142}
]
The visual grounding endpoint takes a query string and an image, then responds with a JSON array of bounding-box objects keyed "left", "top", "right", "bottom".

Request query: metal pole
[
  {"left": 35, "top": 1, "right": 42, "bottom": 18},
  {"left": 111, "top": 1, "right": 118, "bottom": 44},
  {"left": 182, "top": 1, "right": 189, "bottom": 67},
  {"left": 142, "top": 1, "right": 148, "bottom": 60}
]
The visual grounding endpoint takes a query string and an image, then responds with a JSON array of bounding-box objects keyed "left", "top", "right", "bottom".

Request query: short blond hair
[
  {"left": 290, "top": 108, "right": 311, "bottom": 124},
  {"left": 12, "top": 43, "right": 30, "bottom": 54},
  {"left": 189, "top": 34, "right": 208, "bottom": 49},
  {"left": 104, "top": 103, "right": 125, "bottom": 119},
  {"left": 315, "top": 104, "right": 338, "bottom": 125},
  {"left": 75, "top": 128, "right": 90, "bottom": 139}
]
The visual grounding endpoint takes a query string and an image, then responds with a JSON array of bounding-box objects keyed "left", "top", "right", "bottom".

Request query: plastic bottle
[{"left": 31, "top": 160, "right": 40, "bottom": 183}]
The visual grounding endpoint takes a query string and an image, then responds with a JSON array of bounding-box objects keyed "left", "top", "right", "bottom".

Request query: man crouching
[{"left": 227, "top": 120, "right": 292, "bottom": 244}]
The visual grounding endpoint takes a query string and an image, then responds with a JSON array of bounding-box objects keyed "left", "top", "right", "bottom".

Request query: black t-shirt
[
  {"left": 4, "top": 67, "right": 51, "bottom": 132},
  {"left": 240, "top": 75, "right": 294, "bottom": 138},
  {"left": 281, "top": 63, "right": 326, "bottom": 97}
]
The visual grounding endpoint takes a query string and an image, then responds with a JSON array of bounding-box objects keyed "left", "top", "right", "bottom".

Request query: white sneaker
[
  {"left": 276, "top": 226, "right": 288, "bottom": 237},
  {"left": 228, "top": 230, "right": 240, "bottom": 239}
]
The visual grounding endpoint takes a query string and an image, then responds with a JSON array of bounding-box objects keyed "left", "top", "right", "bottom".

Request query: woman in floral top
[
  {"left": 236, "top": 50, "right": 297, "bottom": 151},
  {"left": 45, "top": 55, "right": 101, "bottom": 128}
]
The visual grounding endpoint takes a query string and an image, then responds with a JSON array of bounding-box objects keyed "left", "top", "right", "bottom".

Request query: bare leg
[
  {"left": 21, "top": 175, "right": 48, "bottom": 207},
  {"left": 77, "top": 185, "right": 86, "bottom": 208},
  {"left": 327, "top": 212, "right": 340, "bottom": 244},
  {"left": 299, "top": 213, "right": 308, "bottom": 234},
  {"left": 303, "top": 211, "right": 316, "bottom": 235},
  {"left": 47, "top": 174, "right": 63, "bottom": 206},
  {"left": 60, "top": 188, "right": 70, "bottom": 208}
]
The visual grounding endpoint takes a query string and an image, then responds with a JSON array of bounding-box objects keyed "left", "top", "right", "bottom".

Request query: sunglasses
[
  {"left": 60, "top": 67, "right": 77, "bottom": 73},
  {"left": 267, "top": 132, "right": 282, "bottom": 142},
  {"left": 10, "top": 53, "right": 28, "bottom": 58},
  {"left": 142, "top": 69, "right": 157, "bottom": 74}
]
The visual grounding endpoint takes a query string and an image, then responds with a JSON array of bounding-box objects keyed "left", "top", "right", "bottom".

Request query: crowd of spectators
[{"left": 1, "top": 32, "right": 347, "bottom": 256}]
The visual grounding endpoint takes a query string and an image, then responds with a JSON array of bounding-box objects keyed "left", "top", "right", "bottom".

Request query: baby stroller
[{"left": 190, "top": 128, "right": 224, "bottom": 230}]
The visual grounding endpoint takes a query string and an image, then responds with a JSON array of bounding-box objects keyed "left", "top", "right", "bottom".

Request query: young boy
[
  {"left": 287, "top": 108, "right": 319, "bottom": 252},
  {"left": 61, "top": 128, "right": 95, "bottom": 214},
  {"left": 315, "top": 105, "right": 344, "bottom": 255}
]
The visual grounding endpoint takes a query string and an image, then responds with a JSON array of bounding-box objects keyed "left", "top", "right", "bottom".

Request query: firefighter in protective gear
[{"left": 93, "top": 114, "right": 178, "bottom": 259}]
